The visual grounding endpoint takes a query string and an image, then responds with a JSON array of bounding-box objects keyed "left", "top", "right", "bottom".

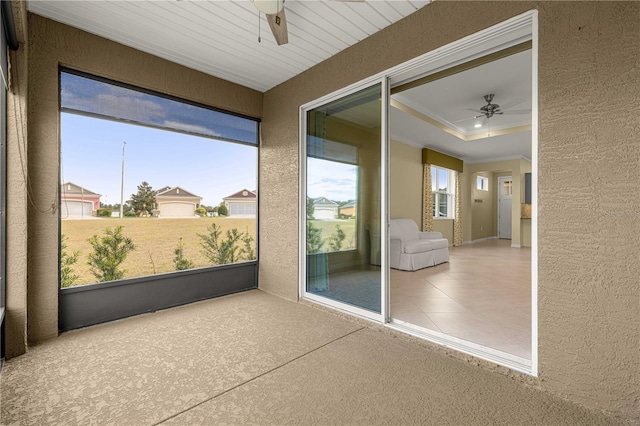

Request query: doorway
[{"left": 300, "top": 11, "right": 537, "bottom": 374}]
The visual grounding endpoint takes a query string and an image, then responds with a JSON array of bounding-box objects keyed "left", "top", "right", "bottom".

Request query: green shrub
[
  {"left": 60, "top": 234, "right": 80, "bottom": 288},
  {"left": 195, "top": 207, "right": 207, "bottom": 217},
  {"left": 328, "top": 224, "right": 346, "bottom": 252},
  {"left": 97, "top": 208, "right": 112, "bottom": 217},
  {"left": 124, "top": 210, "right": 137, "bottom": 217},
  {"left": 174, "top": 237, "right": 194, "bottom": 271},
  {"left": 87, "top": 225, "right": 136, "bottom": 282},
  {"left": 307, "top": 222, "right": 324, "bottom": 254},
  {"left": 198, "top": 223, "right": 254, "bottom": 265}
]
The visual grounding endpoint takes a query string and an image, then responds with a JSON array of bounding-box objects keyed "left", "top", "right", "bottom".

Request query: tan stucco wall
[
  {"left": 390, "top": 140, "right": 422, "bottom": 226},
  {"left": 261, "top": 1, "right": 639, "bottom": 420},
  {"left": 20, "top": 13, "right": 262, "bottom": 345},
  {"left": 5, "top": 1, "right": 29, "bottom": 358}
]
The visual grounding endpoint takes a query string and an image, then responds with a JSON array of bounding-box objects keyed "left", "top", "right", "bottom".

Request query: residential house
[
  {"left": 59, "top": 181, "right": 101, "bottom": 219},
  {"left": 223, "top": 189, "right": 256, "bottom": 217},
  {"left": 154, "top": 186, "right": 202, "bottom": 218},
  {"left": 1, "top": 1, "right": 637, "bottom": 424},
  {"left": 312, "top": 197, "right": 338, "bottom": 220},
  {"left": 339, "top": 200, "right": 356, "bottom": 218}
]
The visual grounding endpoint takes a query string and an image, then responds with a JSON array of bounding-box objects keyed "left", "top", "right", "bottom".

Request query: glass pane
[
  {"left": 431, "top": 167, "right": 436, "bottom": 192},
  {"left": 439, "top": 195, "right": 448, "bottom": 217},
  {"left": 306, "top": 84, "right": 381, "bottom": 313},
  {"left": 438, "top": 168, "right": 448, "bottom": 192},
  {"left": 432, "top": 192, "right": 437, "bottom": 217}
]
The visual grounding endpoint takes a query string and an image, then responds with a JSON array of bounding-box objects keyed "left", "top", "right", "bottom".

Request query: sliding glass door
[{"left": 302, "top": 82, "right": 385, "bottom": 317}]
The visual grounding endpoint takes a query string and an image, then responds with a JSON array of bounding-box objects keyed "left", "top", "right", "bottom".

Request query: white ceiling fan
[{"left": 253, "top": 0, "right": 364, "bottom": 46}]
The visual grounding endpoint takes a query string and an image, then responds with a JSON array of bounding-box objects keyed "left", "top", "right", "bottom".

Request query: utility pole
[{"left": 120, "top": 141, "right": 127, "bottom": 218}]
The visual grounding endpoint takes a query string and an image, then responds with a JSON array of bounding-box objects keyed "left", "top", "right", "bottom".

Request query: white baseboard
[
  {"left": 511, "top": 243, "right": 521, "bottom": 248},
  {"left": 462, "top": 236, "right": 498, "bottom": 245}
]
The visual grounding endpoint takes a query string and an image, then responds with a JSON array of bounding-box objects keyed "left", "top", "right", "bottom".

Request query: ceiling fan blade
[
  {"left": 501, "top": 109, "right": 531, "bottom": 115},
  {"left": 465, "top": 107, "right": 483, "bottom": 113},
  {"left": 266, "top": 8, "right": 288, "bottom": 45},
  {"left": 452, "top": 116, "right": 476, "bottom": 123},
  {"left": 499, "top": 98, "right": 526, "bottom": 110}
]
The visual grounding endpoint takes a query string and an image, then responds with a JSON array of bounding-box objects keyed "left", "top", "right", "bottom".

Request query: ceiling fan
[
  {"left": 253, "top": 0, "right": 363, "bottom": 46},
  {"left": 465, "top": 93, "right": 530, "bottom": 121}
]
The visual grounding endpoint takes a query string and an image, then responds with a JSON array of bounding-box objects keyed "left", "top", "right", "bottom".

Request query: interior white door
[{"left": 498, "top": 176, "right": 512, "bottom": 239}]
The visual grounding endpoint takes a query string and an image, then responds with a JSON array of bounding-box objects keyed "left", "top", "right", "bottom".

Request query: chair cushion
[{"left": 404, "top": 238, "right": 448, "bottom": 254}]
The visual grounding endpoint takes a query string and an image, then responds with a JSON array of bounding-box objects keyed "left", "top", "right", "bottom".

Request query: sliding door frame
[
  {"left": 299, "top": 10, "right": 538, "bottom": 376},
  {"left": 299, "top": 77, "right": 389, "bottom": 323}
]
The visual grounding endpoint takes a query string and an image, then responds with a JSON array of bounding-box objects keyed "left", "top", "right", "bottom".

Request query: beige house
[
  {"left": 154, "top": 186, "right": 202, "bottom": 218},
  {"left": 1, "top": 1, "right": 637, "bottom": 424},
  {"left": 59, "top": 181, "right": 101, "bottom": 219},
  {"left": 223, "top": 189, "right": 256, "bottom": 217}
]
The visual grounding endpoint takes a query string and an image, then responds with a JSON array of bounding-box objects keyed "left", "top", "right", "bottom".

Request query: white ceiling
[{"left": 28, "top": 0, "right": 431, "bottom": 92}]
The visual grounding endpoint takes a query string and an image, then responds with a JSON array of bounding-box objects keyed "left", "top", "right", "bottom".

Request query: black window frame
[{"left": 58, "top": 68, "right": 261, "bottom": 331}]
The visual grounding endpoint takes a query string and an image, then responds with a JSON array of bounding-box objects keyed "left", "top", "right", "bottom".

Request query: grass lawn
[
  {"left": 307, "top": 219, "right": 357, "bottom": 252},
  {"left": 62, "top": 217, "right": 256, "bottom": 286}
]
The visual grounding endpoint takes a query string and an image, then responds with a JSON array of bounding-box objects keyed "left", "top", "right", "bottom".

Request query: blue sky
[
  {"left": 61, "top": 113, "right": 258, "bottom": 207},
  {"left": 307, "top": 158, "right": 357, "bottom": 202}
]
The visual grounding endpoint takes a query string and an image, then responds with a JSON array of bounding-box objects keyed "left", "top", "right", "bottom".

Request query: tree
[
  {"left": 173, "top": 237, "right": 194, "bottom": 271},
  {"left": 87, "top": 226, "right": 136, "bottom": 282},
  {"left": 307, "top": 221, "right": 324, "bottom": 254},
  {"left": 217, "top": 202, "right": 228, "bottom": 216},
  {"left": 129, "top": 181, "right": 156, "bottom": 217},
  {"left": 307, "top": 197, "right": 315, "bottom": 219},
  {"left": 60, "top": 234, "right": 80, "bottom": 288},
  {"left": 328, "top": 224, "right": 346, "bottom": 252}
]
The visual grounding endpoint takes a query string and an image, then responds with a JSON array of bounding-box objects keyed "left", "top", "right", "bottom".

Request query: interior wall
[
  {"left": 432, "top": 220, "right": 454, "bottom": 245},
  {"left": 470, "top": 172, "right": 494, "bottom": 241},
  {"left": 390, "top": 140, "right": 422, "bottom": 226},
  {"left": 22, "top": 13, "right": 262, "bottom": 346},
  {"left": 261, "top": 1, "right": 639, "bottom": 420}
]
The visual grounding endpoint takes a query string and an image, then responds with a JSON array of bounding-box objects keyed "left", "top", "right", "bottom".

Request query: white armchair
[{"left": 389, "top": 219, "right": 449, "bottom": 271}]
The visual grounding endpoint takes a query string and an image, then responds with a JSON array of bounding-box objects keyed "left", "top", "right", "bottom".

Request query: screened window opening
[{"left": 59, "top": 69, "right": 259, "bottom": 288}]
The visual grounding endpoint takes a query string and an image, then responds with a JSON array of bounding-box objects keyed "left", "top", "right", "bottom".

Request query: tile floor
[{"left": 391, "top": 239, "right": 532, "bottom": 358}]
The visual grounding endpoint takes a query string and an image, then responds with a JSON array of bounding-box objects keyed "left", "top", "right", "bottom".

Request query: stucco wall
[
  {"left": 261, "top": 1, "right": 639, "bottom": 420},
  {"left": 5, "top": 1, "right": 29, "bottom": 358},
  {"left": 22, "top": 13, "right": 262, "bottom": 345}
]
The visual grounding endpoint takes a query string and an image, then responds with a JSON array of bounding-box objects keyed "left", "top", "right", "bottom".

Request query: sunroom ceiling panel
[{"left": 27, "top": 0, "right": 432, "bottom": 92}]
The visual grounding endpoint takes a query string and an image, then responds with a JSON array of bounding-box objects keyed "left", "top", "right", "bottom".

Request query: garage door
[
  {"left": 314, "top": 208, "right": 335, "bottom": 220},
  {"left": 159, "top": 202, "right": 194, "bottom": 218},
  {"left": 229, "top": 202, "right": 256, "bottom": 216},
  {"left": 61, "top": 200, "right": 92, "bottom": 219}
]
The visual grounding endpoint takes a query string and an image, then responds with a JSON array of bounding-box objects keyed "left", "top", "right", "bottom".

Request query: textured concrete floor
[{"left": 0, "top": 290, "right": 621, "bottom": 425}]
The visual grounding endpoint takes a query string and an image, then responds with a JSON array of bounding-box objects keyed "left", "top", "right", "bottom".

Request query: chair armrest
[{"left": 419, "top": 231, "right": 443, "bottom": 240}]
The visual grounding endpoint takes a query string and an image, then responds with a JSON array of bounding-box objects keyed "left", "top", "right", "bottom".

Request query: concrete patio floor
[{"left": 0, "top": 290, "right": 621, "bottom": 425}]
